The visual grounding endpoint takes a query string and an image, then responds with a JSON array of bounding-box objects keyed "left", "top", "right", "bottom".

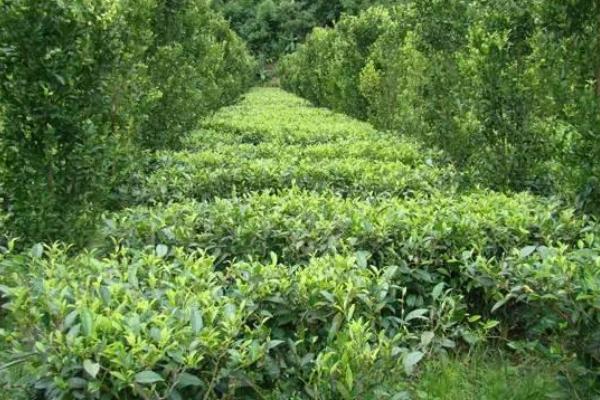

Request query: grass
[{"left": 411, "top": 353, "right": 565, "bottom": 400}]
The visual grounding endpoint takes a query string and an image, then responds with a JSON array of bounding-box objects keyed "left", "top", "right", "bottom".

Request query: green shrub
[
  {"left": 0, "top": 0, "right": 142, "bottom": 243},
  {"left": 279, "top": 6, "right": 395, "bottom": 117},
  {"left": 122, "top": 87, "right": 454, "bottom": 204},
  {"left": 139, "top": 154, "right": 453, "bottom": 204},
  {"left": 212, "top": 0, "right": 391, "bottom": 62},
  {"left": 3, "top": 208, "right": 598, "bottom": 397},
  {"left": 182, "top": 140, "right": 430, "bottom": 165},
  {"left": 280, "top": 1, "right": 600, "bottom": 200},
  {"left": 0, "top": 0, "right": 255, "bottom": 243},
  {"left": 99, "top": 187, "right": 600, "bottom": 391},
  {"left": 195, "top": 87, "right": 381, "bottom": 145},
  {"left": 99, "top": 188, "right": 590, "bottom": 270},
  {"left": 0, "top": 246, "right": 469, "bottom": 399},
  {"left": 140, "top": 0, "right": 256, "bottom": 149},
  {"left": 467, "top": 241, "right": 600, "bottom": 368},
  {"left": 2, "top": 81, "right": 599, "bottom": 398}
]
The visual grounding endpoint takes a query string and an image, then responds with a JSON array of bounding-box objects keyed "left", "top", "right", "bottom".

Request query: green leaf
[
  {"left": 405, "top": 308, "right": 428, "bottom": 322},
  {"left": 520, "top": 246, "right": 537, "bottom": 258},
  {"left": 345, "top": 365, "right": 354, "bottom": 390},
  {"left": 355, "top": 250, "right": 370, "bottom": 268},
  {"left": 81, "top": 309, "right": 94, "bottom": 337},
  {"left": 403, "top": 351, "right": 424, "bottom": 375},
  {"left": 177, "top": 372, "right": 203, "bottom": 388},
  {"left": 468, "top": 315, "right": 481, "bottom": 323},
  {"left": 169, "top": 389, "right": 183, "bottom": 400},
  {"left": 128, "top": 265, "right": 139, "bottom": 289},
  {"left": 68, "top": 377, "right": 88, "bottom": 389},
  {"left": 421, "top": 331, "right": 434, "bottom": 346},
  {"left": 156, "top": 244, "right": 169, "bottom": 258},
  {"left": 224, "top": 303, "right": 238, "bottom": 321},
  {"left": 83, "top": 359, "right": 100, "bottom": 378},
  {"left": 391, "top": 392, "right": 411, "bottom": 400},
  {"left": 320, "top": 290, "right": 335, "bottom": 303},
  {"left": 327, "top": 313, "right": 343, "bottom": 343},
  {"left": 336, "top": 380, "right": 353, "bottom": 400},
  {"left": 135, "top": 370, "right": 164, "bottom": 384},
  {"left": 267, "top": 340, "right": 285, "bottom": 350},
  {"left": 190, "top": 307, "right": 203, "bottom": 334},
  {"left": 31, "top": 243, "right": 44, "bottom": 258},
  {"left": 64, "top": 310, "right": 78, "bottom": 330},
  {"left": 491, "top": 296, "right": 511, "bottom": 313},
  {"left": 99, "top": 286, "right": 111, "bottom": 305},
  {"left": 431, "top": 282, "right": 444, "bottom": 300}
]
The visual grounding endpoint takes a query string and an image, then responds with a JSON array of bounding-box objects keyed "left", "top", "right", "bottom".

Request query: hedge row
[
  {"left": 136, "top": 154, "right": 453, "bottom": 204},
  {"left": 117, "top": 88, "right": 454, "bottom": 205},
  {"left": 99, "top": 188, "right": 591, "bottom": 268},
  {"left": 0, "top": 247, "right": 470, "bottom": 399},
  {"left": 2, "top": 210, "right": 598, "bottom": 398},
  {"left": 0, "top": 0, "right": 256, "bottom": 243},
  {"left": 178, "top": 139, "right": 434, "bottom": 165},
  {"left": 279, "top": 2, "right": 600, "bottom": 204},
  {"left": 190, "top": 88, "right": 381, "bottom": 146}
]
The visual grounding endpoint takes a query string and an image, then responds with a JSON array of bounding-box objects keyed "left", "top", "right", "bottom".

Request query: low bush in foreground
[
  {"left": 0, "top": 246, "right": 473, "bottom": 399},
  {"left": 1, "top": 233, "right": 598, "bottom": 398}
]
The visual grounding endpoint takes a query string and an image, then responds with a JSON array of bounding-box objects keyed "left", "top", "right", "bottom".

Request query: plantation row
[
  {"left": 0, "top": 0, "right": 256, "bottom": 243},
  {"left": 4, "top": 241, "right": 597, "bottom": 399},
  {"left": 129, "top": 89, "right": 454, "bottom": 203},
  {"left": 2, "top": 87, "right": 599, "bottom": 398},
  {"left": 102, "top": 189, "right": 588, "bottom": 268},
  {"left": 140, "top": 152, "right": 450, "bottom": 203},
  {"left": 279, "top": 2, "right": 600, "bottom": 207},
  {"left": 2, "top": 0, "right": 599, "bottom": 398}
]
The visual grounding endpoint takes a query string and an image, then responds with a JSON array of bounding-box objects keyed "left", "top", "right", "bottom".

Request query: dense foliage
[
  {"left": 141, "top": 0, "right": 256, "bottom": 149},
  {"left": 2, "top": 88, "right": 599, "bottom": 398},
  {"left": 128, "top": 89, "right": 455, "bottom": 204},
  {"left": 212, "top": 0, "right": 390, "bottom": 62},
  {"left": 279, "top": 1, "right": 600, "bottom": 208},
  {"left": 0, "top": 0, "right": 255, "bottom": 243},
  {"left": 1, "top": 0, "right": 600, "bottom": 396}
]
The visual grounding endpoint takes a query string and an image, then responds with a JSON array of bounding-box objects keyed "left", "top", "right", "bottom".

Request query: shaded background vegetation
[{"left": 211, "top": 0, "right": 391, "bottom": 64}]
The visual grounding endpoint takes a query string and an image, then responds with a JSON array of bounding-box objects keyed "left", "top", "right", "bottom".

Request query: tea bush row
[
  {"left": 99, "top": 188, "right": 591, "bottom": 269},
  {"left": 2, "top": 215, "right": 599, "bottom": 397},
  {"left": 96, "top": 183, "right": 600, "bottom": 388},
  {"left": 0, "top": 0, "right": 256, "bottom": 243},
  {"left": 137, "top": 153, "right": 453, "bottom": 204},
  {"left": 122, "top": 88, "right": 454, "bottom": 204},
  {"left": 279, "top": 1, "right": 600, "bottom": 206},
  {"left": 2, "top": 81, "right": 599, "bottom": 397},
  {"left": 467, "top": 243, "right": 600, "bottom": 370},
  {"left": 0, "top": 246, "right": 472, "bottom": 399},
  {"left": 191, "top": 88, "right": 381, "bottom": 146},
  {"left": 179, "top": 139, "right": 433, "bottom": 165}
]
